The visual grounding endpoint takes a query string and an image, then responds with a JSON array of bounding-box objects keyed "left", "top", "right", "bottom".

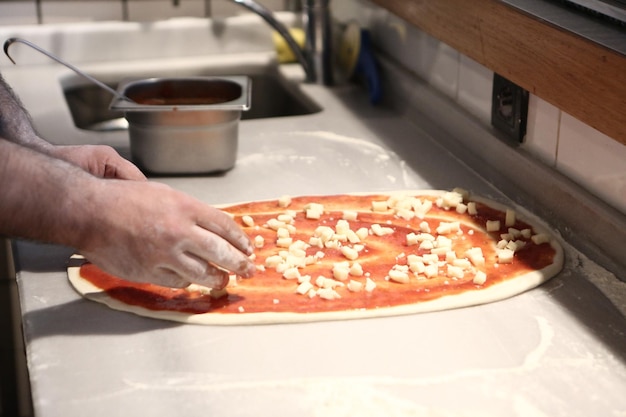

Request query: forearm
[
  {"left": 0, "top": 138, "right": 97, "bottom": 247},
  {"left": 0, "top": 73, "right": 53, "bottom": 153}
]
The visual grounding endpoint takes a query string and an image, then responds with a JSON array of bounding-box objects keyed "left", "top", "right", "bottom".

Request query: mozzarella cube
[
  {"left": 486, "top": 220, "right": 501, "bottom": 232},
  {"left": 364, "top": 277, "right": 377, "bottom": 292},
  {"left": 371, "top": 200, "right": 388, "bottom": 212},
  {"left": 276, "top": 237, "right": 293, "bottom": 248},
  {"left": 496, "top": 249, "right": 515, "bottom": 264},
  {"left": 296, "top": 281, "right": 314, "bottom": 295},
  {"left": 531, "top": 233, "right": 551, "bottom": 245},
  {"left": 278, "top": 195, "right": 292, "bottom": 208},
  {"left": 406, "top": 232, "right": 420, "bottom": 246},
  {"left": 371, "top": 224, "right": 394, "bottom": 236},
  {"left": 283, "top": 267, "right": 301, "bottom": 280},
  {"left": 446, "top": 264, "right": 465, "bottom": 279},
  {"left": 388, "top": 265, "right": 410, "bottom": 283},
  {"left": 265, "top": 255, "right": 283, "bottom": 268},
  {"left": 473, "top": 271, "right": 487, "bottom": 285},
  {"left": 254, "top": 235, "right": 265, "bottom": 248},
  {"left": 349, "top": 262, "right": 364, "bottom": 276},
  {"left": 342, "top": 210, "right": 358, "bottom": 221},
  {"left": 317, "top": 288, "right": 341, "bottom": 300},
  {"left": 505, "top": 209, "right": 516, "bottom": 227},
  {"left": 347, "top": 280, "right": 363, "bottom": 292}
]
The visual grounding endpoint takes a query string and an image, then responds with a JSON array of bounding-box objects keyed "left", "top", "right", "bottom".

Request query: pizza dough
[{"left": 67, "top": 190, "right": 564, "bottom": 325}]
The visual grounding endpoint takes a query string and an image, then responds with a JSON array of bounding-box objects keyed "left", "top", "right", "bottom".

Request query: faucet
[{"left": 231, "top": 0, "right": 333, "bottom": 85}]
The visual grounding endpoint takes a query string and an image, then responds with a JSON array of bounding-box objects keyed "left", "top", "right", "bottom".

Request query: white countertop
[{"left": 3, "top": 19, "right": 626, "bottom": 417}]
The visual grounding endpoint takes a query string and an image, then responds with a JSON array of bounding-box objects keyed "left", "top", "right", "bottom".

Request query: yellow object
[
  {"left": 272, "top": 28, "right": 306, "bottom": 63},
  {"left": 337, "top": 22, "right": 362, "bottom": 77}
]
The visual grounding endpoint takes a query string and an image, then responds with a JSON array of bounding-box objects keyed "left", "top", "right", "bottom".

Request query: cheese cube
[
  {"left": 282, "top": 267, "right": 301, "bottom": 280},
  {"left": 306, "top": 208, "right": 322, "bottom": 219},
  {"left": 317, "top": 288, "right": 341, "bottom": 300},
  {"left": 496, "top": 249, "right": 515, "bottom": 264},
  {"left": 406, "top": 232, "right": 419, "bottom": 246},
  {"left": 388, "top": 265, "right": 410, "bottom": 283},
  {"left": 473, "top": 271, "right": 487, "bottom": 285},
  {"left": 446, "top": 264, "right": 465, "bottom": 279},
  {"left": 452, "top": 258, "right": 472, "bottom": 269},
  {"left": 486, "top": 220, "right": 501, "bottom": 232},
  {"left": 265, "top": 255, "right": 283, "bottom": 268},
  {"left": 355, "top": 227, "right": 369, "bottom": 241},
  {"left": 456, "top": 203, "right": 468, "bottom": 214},
  {"left": 408, "top": 260, "right": 426, "bottom": 274},
  {"left": 349, "top": 262, "right": 364, "bottom": 276},
  {"left": 422, "top": 254, "right": 439, "bottom": 264},
  {"left": 371, "top": 200, "right": 388, "bottom": 212},
  {"left": 531, "top": 233, "right": 551, "bottom": 245},
  {"left": 278, "top": 195, "right": 292, "bottom": 208},
  {"left": 253, "top": 235, "right": 265, "bottom": 248},
  {"left": 335, "top": 219, "right": 350, "bottom": 235},
  {"left": 346, "top": 230, "right": 361, "bottom": 243},
  {"left": 347, "top": 280, "right": 363, "bottom": 292},
  {"left": 436, "top": 221, "right": 460, "bottom": 235},
  {"left": 371, "top": 224, "right": 394, "bottom": 236},
  {"left": 396, "top": 208, "right": 415, "bottom": 221},
  {"left": 424, "top": 264, "right": 438, "bottom": 278},
  {"left": 296, "top": 281, "right": 314, "bottom": 295},
  {"left": 341, "top": 246, "right": 359, "bottom": 260},
  {"left": 364, "top": 277, "right": 377, "bottom": 292},
  {"left": 276, "top": 237, "right": 293, "bottom": 248},
  {"left": 505, "top": 209, "right": 516, "bottom": 227},
  {"left": 465, "top": 247, "right": 485, "bottom": 267},
  {"left": 266, "top": 218, "right": 286, "bottom": 230}
]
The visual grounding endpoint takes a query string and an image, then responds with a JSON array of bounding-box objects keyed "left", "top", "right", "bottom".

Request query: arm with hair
[
  {"left": 0, "top": 138, "right": 254, "bottom": 288},
  {"left": 0, "top": 73, "right": 145, "bottom": 180}
]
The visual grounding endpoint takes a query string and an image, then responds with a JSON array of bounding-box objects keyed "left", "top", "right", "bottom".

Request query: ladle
[{"left": 3, "top": 37, "right": 134, "bottom": 103}]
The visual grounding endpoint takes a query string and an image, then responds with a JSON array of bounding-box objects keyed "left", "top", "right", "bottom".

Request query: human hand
[
  {"left": 77, "top": 179, "right": 255, "bottom": 289},
  {"left": 50, "top": 144, "right": 146, "bottom": 181}
]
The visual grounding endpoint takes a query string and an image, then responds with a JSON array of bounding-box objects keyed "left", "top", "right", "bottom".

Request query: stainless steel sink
[{"left": 62, "top": 66, "right": 322, "bottom": 132}]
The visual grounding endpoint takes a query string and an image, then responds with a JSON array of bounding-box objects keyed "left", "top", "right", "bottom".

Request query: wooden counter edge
[{"left": 371, "top": 0, "right": 626, "bottom": 146}]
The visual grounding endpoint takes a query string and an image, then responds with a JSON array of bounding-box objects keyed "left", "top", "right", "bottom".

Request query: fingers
[
  {"left": 50, "top": 144, "right": 147, "bottom": 181},
  {"left": 194, "top": 205, "right": 254, "bottom": 257},
  {"left": 154, "top": 252, "right": 230, "bottom": 289},
  {"left": 188, "top": 225, "right": 255, "bottom": 278},
  {"left": 103, "top": 158, "right": 147, "bottom": 181}
]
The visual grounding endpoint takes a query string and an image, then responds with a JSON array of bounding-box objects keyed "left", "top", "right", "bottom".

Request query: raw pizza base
[{"left": 67, "top": 190, "right": 564, "bottom": 325}]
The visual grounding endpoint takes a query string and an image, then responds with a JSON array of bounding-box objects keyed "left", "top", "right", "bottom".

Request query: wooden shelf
[{"left": 372, "top": 0, "right": 626, "bottom": 146}]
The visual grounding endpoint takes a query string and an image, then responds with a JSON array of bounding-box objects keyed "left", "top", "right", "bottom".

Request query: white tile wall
[
  {"left": 457, "top": 54, "right": 493, "bottom": 125},
  {"left": 41, "top": 1, "right": 123, "bottom": 23},
  {"left": 128, "top": 1, "right": 205, "bottom": 21},
  {"left": 0, "top": 2, "right": 38, "bottom": 25},
  {"left": 524, "top": 95, "right": 560, "bottom": 166},
  {"left": 557, "top": 113, "right": 626, "bottom": 213}
]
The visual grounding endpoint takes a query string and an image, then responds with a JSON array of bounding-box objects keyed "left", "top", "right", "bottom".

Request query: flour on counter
[{"left": 236, "top": 130, "right": 420, "bottom": 190}]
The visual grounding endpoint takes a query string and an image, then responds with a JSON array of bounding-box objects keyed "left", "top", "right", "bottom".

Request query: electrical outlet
[{"left": 491, "top": 73, "right": 529, "bottom": 143}]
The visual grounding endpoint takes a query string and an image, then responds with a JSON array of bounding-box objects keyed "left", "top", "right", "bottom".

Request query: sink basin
[{"left": 62, "top": 65, "right": 322, "bottom": 132}]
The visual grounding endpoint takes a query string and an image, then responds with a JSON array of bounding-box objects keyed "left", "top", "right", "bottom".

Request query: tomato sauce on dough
[{"left": 79, "top": 194, "right": 557, "bottom": 316}]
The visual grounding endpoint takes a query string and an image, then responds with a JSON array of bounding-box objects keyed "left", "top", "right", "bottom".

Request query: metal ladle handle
[{"left": 3, "top": 37, "right": 134, "bottom": 103}]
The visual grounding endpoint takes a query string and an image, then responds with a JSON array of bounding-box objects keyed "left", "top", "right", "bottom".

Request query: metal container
[{"left": 110, "top": 76, "right": 251, "bottom": 174}]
